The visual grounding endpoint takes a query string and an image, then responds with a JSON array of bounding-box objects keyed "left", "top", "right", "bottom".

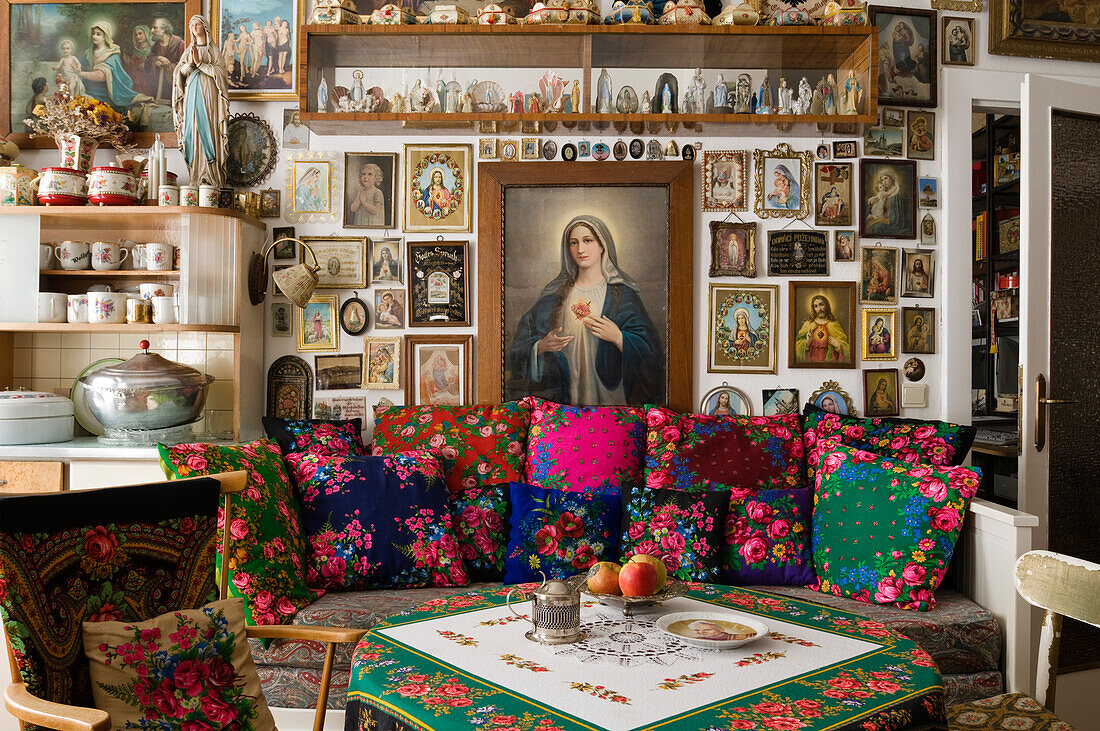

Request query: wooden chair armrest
[
  {"left": 3, "top": 682, "right": 111, "bottom": 731},
  {"left": 245, "top": 625, "right": 368, "bottom": 644}
]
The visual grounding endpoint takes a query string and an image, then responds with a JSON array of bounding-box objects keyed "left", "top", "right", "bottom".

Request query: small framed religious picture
[
  {"left": 834, "top": 230, "right": 857, "bottom": 262},
  {"left": 918, "top": 177, "right": 939, "bottom": 208},
  {"left": 339, "top": 293, "right": 370, "bottom": 336},
  {"left": 754, "top": 143, "right": 812, "bottom": 219},
  {"left": 869, "top": 6, "right": 938, "bottom": 109},
  {"left": 901, "top": 248, "right": 936, "bottom": 298},
  {"left": 403, "top": 144, "right": 473, "bottom": 233},
  {"left": 271, "top": 301, "right": 292, "bottom": 337},
  {"left": 906, "top": 111, "right": 936, "bottom": 161},
  {"left": 700, "top": 383, "right": 753, "bottom": 416},
  {"left": 859, "top": 159, "right": 917, "bottom": 239},
  {"left": 285, "top": 151, "right": 340, "bottom": 223},
  {"left": 369, "top": 237, "right": 403, "bottom": 285},
  {"left": 902, "top": 306, "right": 936, "bottom": 354},
  {"left": 882, "top": 108, "right": 905, "bottom": 127},
  {"left": 259, "top": 189, "right": 281, "bottom": 218},
  {"left": 942, "top": 15, "right": 976, "bottom": 67},
  {"left": 363, "top": 337, "right": 402, "bottom": 390},
  {"left": 701, "top": 150, "right": 748, "bottom": 212},
  {"left": 407, "top": 240, "right": 469, "bottom": 326},
  {"left": 479, "top": 138, "right": 499, "bottom": 160},
  {"left": 521, "top": 138, "right": 540, "bottom": 160},
  {"left": 301, "top": 236, "right": 367, "bottom": 289},
  {"left": 859, "top": 246, "right": 900, "bottom": 304},
  {"left": 281, "top": 109, "right": 309, "bottom": 150},
  {"left": 344, "top": 152, "right": 398, "bottom": 229},
  {"left": 272, "top": 227, "right": 296, "bottom": 259},
  {"left": 788, "top": 281, "right": 857, "bottom": 369},
  {"left": 374, "top": 289, "right": 406, "bottom": 329},
  {"left": 708, "top": 284, "right": 779, "bottom": 374},
  {"left": 809, "top": 380, "right": 856, "bottom": 415},
  {"left": 863, "top": 368, "right": 900, "bottom": 417},
  {"left": 814, "top": 162, "right": 853, "bottom": 227},
  {"left": 833, "top": 140, "right": 858, "bottom": 159},
  {"left": 405, "top": 334, "right": 473, "bottom": 406},
  {"left": 762, "top": 388, "right": 800, "bottom": 416},
  {"left": 708, "top": 221, "right": 757, "bottom": 278},
  {"left": 863, "top": 126, "right": 904, "bottom": 157},
  {"left": 767, "top": 231, "right": 829, "bottom": 276},
  {"left": 815, "top": 144, "right": 830, "bottom": 161},
  {"left": 297, "top": 295, "right": 339, "bottom": 352},
  {"left": 315, "top": 354, "right": 364, "bottom": 390},
  {"left": 860, "top": 307, "right": 898, "bottom": 361}
]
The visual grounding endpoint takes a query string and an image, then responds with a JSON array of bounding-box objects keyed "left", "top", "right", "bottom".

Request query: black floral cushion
[
  {"left": 620, "top": 487, "right": 728, "bottom": 582},
  {"left": 262, "top": 417, "right": 366, "bottom": 457}
]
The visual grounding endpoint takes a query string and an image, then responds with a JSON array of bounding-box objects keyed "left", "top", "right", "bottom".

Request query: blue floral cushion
[
  {"left": 504, "top": 482, "right": 621, "bottom": 584},
  {"left": 449, "top": 484, "right": 510, "bottom": 582},
  {"left": 621, "top": 487, "right": 727, "bottom": 582},
  {"left": 723, "top": 488, "right": 816, "bottom": 586},
  {"left": 284, "top": 451, "right": 468, "bottom": 591}
]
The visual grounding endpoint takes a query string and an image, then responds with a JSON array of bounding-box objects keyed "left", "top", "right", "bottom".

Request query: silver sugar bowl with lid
[{"left": 505, "top": 572, "right": 584, "bottom": 644}]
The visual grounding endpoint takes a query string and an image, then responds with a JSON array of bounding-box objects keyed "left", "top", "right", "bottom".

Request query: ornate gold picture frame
[
  {"left": 990, "top": 0, "right": 1100, "bottom": 62},
  {"left": 753, "top": 143, "right": 812, "bottom": 220}
]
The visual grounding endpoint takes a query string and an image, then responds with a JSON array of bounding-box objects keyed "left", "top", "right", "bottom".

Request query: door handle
[{"left": 1035, "top": 374, "right": 1078, "bottom": 452}]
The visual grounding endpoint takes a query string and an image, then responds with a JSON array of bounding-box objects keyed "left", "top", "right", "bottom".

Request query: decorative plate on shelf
[
  {"left": 575, "top": 573, "right": 688, "bottom": 616},
  {"left": 656, "top": 611, "right": 769, "bottom": 650},
  {"left": 70, "top": 358, "right": 124, "bottom": 436},
  {"left": 225, "top": 112, "right": 278, "bottom": 187}
]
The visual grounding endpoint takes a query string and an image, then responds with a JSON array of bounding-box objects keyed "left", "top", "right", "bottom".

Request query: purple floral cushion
[
  {"left": 449, "top": 485, "right": 510, "bottom": 582},
  {"left": 284, "top": 451, "right": 468, "bottom": 591},
  {"left": 521, "top": 396, "right": 645, "bottom": 494},
  {"left": 504, "top": 482, "right": 621, "bottom": 584},
  {"left": 621, "top": 488, "right": 727, "bottom": 582},
  {"left": 723, "top": 488, "right": 816, "bottom": 585},
  {"left": 262, "top": 417, "right": 366, "bottom": 458},
  {"left": 810, "top": 446, "right": 980, "bottom": 611}
]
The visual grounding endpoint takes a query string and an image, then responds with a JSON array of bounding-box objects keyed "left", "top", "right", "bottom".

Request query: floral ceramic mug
[
  {"left": 145, "top": 242, "right": 175, "bottom": 271},
  {"left": 54, "top": 240, "right": 91, "bottom": 270},
  {"left": 91, "top": 241, "right": 129, "bottom": 271},
  {"left": 88, "top": 291, "right": 127, "bottom": 324}
]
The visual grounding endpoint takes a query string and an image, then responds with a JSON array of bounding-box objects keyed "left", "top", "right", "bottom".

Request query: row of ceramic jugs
[{"left": 37, "top": 287, "right": 178, "bottom": 325}]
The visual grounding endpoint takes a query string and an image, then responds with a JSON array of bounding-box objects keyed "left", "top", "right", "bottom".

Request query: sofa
[{"left": 159, "top": 400, "right": 1018, "bottom": 729}]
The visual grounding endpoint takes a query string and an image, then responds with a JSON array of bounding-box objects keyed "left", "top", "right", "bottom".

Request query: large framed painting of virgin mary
[
  {"left": 404, "top": 143, "right": 472, "bottom": 233},
  {"left": 477, "top": 161, "right": 694, "bottom": 412},
  {"left": 870, "top": 5, "right": 938, "bottom": 109},
  {"left": 990, "top": 0, "right": 1100, "bottom": 63},
  {"left": 2, "top": 0, "right": 199, "bottom": 147}
]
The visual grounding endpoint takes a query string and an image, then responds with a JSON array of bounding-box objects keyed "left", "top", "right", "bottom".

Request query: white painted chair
[{"left": 948, "top": 550, "right": 1099, "bottom": 730}]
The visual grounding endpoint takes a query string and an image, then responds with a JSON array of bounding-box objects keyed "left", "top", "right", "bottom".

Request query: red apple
[
  {"left": 586, "top": 561, "right": 622, "bottom": 595},
  {"left": 618, "top": 557, "right": 658, "bottom": 597},
  {"left": 628, "top": 554, "right": 668, "bottom": 591}
]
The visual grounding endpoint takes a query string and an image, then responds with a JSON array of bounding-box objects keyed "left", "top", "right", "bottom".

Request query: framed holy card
[{"left": 477, "top": 161, "right": 694, "bottom": 412}]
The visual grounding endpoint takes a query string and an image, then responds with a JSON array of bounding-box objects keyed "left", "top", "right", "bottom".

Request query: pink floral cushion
[
  {"left": 644, "top": 406, "right": 805, "bottom": 492},
  {"left": 372, "top": 403, "right": 529, "bottom": 493},
  {"left": 522, "top": 396, "right": 645, "bottom": 494}
]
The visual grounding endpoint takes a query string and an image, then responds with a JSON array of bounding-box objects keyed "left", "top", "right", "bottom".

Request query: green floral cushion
[
  {"left": 158, "top": 440, "right": 320, "bottom": 626},
  {"left": 811, "top": 446, "right": 980, "bottom": 611}
]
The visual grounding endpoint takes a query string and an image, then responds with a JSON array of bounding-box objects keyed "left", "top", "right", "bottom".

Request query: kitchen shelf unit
[
  {"left": 299, "top": 24, "right": 878, "bottom": 134},
  {"left": 0, "top": 206, "right": 266, "bottom": 440}
]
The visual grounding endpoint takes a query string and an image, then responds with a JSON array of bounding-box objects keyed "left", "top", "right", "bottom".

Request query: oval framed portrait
[
  {"left": 699, "top": 384, "right": 752, "bottom": 417},
  {"left": 339, "top": 294, "right": 370, "bottom": 336},
  {"left": 808, "top": 379, "right": 856, "bottom": 415},
  {"left": 225, "top": 113, "right": 278, "bottom": 187}
]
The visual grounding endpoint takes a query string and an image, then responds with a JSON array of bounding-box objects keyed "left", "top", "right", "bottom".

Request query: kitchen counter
[{"left": 0, "top": 437, "right": 160, "bottom": 461}]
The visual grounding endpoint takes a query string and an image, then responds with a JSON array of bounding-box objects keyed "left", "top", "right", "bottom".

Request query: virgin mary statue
[
  {"left": 172, "top": 15, "right": 229, "bottom": 187},
  {"left": 507, "top": 214, "right": 663, "bottom": 406}
]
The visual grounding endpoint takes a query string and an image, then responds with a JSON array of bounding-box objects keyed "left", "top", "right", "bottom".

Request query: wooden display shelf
[
  {"left": 39, "top": 270, "right": 180, "bottom": 278},
  {"left": 0, "top": 323, "right": 239, "bottom": 333},
  {"left": 0, "top": 205, "right": 265, "bottom": 227}
]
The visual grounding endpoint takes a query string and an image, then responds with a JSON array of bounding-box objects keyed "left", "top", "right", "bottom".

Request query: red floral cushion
[
  {"left": 644, "top": 406, "right": 805, "bottom": 492},
  {"left": 372, "top": 403, "right": 529, "bottom": 493}
]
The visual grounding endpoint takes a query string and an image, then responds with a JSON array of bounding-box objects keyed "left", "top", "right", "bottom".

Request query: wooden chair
[
  {"left": 947, "top": 550, "right": 1099, "bottom": 730},
  {"left": 1, "top": 470, "right": 366, "bottom": 731}
]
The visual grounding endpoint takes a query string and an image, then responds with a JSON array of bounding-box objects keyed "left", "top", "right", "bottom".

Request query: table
[{"left": 345, "top": 584, "right": 946, "bottom": 731}]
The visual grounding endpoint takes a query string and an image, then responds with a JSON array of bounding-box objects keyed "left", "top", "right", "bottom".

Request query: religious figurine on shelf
[
  {"left": 571, "top": 80, "right": 581, "bottom": 113},
  {"left": 540, "top": 69, "right": 565, "bottom": 112},
  {"left": 777, "top": 77, "right": 793, "bottom": 114},
  {"left": 713, "top": 73, "right": 728, "bottom": 111},
  {"left": 661, "top": 83, "right": 672, "bottom": 113},
  {"left": 641, "top": 90, "right": 651, "bottom": 113},
  {"left": 823, "top": 73, "right": 838, "bottom": 115},
  {"left": 409, "top": 79, "right": 436, "bottom": 112},
  {"left": 317, "top": 73, "right": 330, "bottom": 112},
  {"left": 391, "top": 82, "right": 409, "bottom": 113},
  {"left": 459, "top": 86, "right": 475, "bottom": 113},
  {"left": 527, "top": 93, "right": 542, "bottom": 113},
  {"left": 172, "top": 15, "right": 229, "bottom": 188},
  {"left": 840, "top": 70, "right": 862, "bottom": 115},
  {"left": 685, "top": 68, "right": 706, "bottom": 113},
  {"left": 795, "top": 76, "right": 813, "bottom": 115},
  {"left": 733, "top": 73, "right": 752, "bottom": 113},
  {"left": 350, "top": 70, "right": 366, "bottom": 102},
  {"left": 809, "top": 86, "right": 824, "bottom": 114},
  {"left": 511, "top": 90, "right": 525, "bottom": 113},
  {"left": 596, "top": 68, "right": 613, "bottom": 113},
  {"left": 756, "top": 76, "right": 773, "bottom": 114}
]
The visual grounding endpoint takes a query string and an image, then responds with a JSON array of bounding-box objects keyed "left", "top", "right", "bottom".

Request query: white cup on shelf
[
  {"left": 87, "top": 290, "right": 127, "bottom": 324},
  {"left": 90, "top": 241, "right": 129, "bottom": 271},
  {"left": 151, "top": 295, "right": 178, "bottom": 324},
  {"left": 67, "top": 294, "right": 88, "bottom": 323},
  {"left": 39, "top": 245, "right": 53, "bottom": 270},
  {"left": 145, "top": 242, "right": 175, "bottom": 271},
  {"left": 54, "top": 240, "right": 90, "bottom": 270},
  {"left": 37, "top": 292, "right": 67, "bottom": 323}
]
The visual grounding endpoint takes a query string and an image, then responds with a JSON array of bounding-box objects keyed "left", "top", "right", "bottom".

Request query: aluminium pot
[{"left": 79, "top": 340, "right": 214, "bottom": 431}]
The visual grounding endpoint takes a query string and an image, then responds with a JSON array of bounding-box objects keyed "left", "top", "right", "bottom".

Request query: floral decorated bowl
[
  {"left": 35, "top": 166, "right": 87, "bottom": 206},
  {"left": 477, "top": 3, "right": 517, "bottom": 23},
  {"left": 575, "top": 573, "right": 687, "bottom": 616},
  {"left": 525, "top": 0, "right": 571, "bottom": 24},
  {"left": 88, "top": 166, "right": 140, "bottom": 206},
  {"left": 370, "top": 4, "right": 417, "bottom": 23},
  {"left": 425, "top": 4, "right": 471, "bottom": 22}
]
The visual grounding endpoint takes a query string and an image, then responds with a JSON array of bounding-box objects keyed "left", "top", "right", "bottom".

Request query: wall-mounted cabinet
[{"left": 299, "top": 24, "right": 878, "bottom": 134}]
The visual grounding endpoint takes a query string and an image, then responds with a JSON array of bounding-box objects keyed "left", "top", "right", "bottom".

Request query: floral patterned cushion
[
  {"left": 285, "top": 451, "right": 468, "bottom": 591},
  {"left": 811, "top": 446, "right": 980, "bottom": 611},
  {"left": 262, "top": 417, "right": 367, "bottom": 458},
  {"left": 83, "top": 598, "right": 276, "bottom": 731},
  {"left": 449, "top": 485, "right": 510, "bottom": 582},
  {"left": 522, "top": 396, "right": 645, "bottom": 494},
  {"left": 802, "top": 404, "right": 976, "bottom": 484},
  {"left": 643, "top": 406, "right": 804, "bottom": 492},
  {"left": 372, "top": 403, "right": 529, "bottom": 493},
  {"left": 724, "top": 488, "right": 816, "bottom": 586},
  {"left": 158, "top": 440, "right": 320, "bottom": 626},
  {"left": 504, "top": 482, "right": 621, "bottom": 584},
  {"left": 620, "top": 487, "right": 727, "bottom": 582}
]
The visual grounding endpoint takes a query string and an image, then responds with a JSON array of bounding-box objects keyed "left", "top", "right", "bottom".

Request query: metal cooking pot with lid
[{"left": 79, "top": 339, "right": 215, "bottom": 430}]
